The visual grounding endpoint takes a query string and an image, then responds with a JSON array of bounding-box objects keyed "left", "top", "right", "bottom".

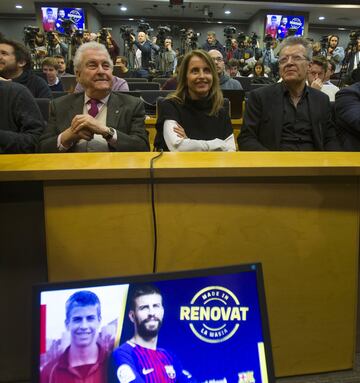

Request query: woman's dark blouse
[{"left": 155, "top": 95, "right": 233, "bottom": 151}]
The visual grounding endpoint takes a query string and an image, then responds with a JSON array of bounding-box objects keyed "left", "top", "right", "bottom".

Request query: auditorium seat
[
  {"left": 125, "top": 77, "right": 149, "bottom": 82},
  {"left": 235, "top": 76, "right": 252, "bottom": 92},
  {"left": 128, "top": 82, "right": 160, "bottom": 91},
  {"left": 51, "top": 91, "right": 69, "bottom": 98},
  {"left": 60, "top": 75, "right": 77, "bottom": 92},
  {"left": 152, "top": 78, "right": 171, "bottom": 87},
  {"left": 221, "top": 89, "right": 245, "bottom": 119}
]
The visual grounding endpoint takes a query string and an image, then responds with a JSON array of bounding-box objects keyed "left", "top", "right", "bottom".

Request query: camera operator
[
  {"left": 130, "top": 29, "right": 160, "bottom": 78},
  {"left": 346, "top": 32, "right": 360, "bottom": 74},
  {"left": 326, "top": 35, "right": 345, "bottom": 77},
  {"left": 236, "top": 33, "right": 255, "bottom": 74},
  {"left": 98, "top": 28, "right": 119, "bottom": 63},
  {"left": 180, "top": 28, "right": 198, "bottom": 54},
  {"left": 159, "top": 35, "right": 177, "bottom": 77},
  {"left": 226, "top": 38, "right": 241, "bottom": 61},
  {"left": 202, "top": 31, "right": 226, "bottom": 59},
  {"left": 260, "top": 34, "right": 278, "bottom": 76},
  {"left": 46, "top": 31, "right": 68, "bottom": 57}
]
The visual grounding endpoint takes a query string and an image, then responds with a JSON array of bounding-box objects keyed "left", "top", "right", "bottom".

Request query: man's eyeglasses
[
  {"left": 278, "top": 55, "right": 309, "bottom": 65},
  {"left": 212, "top": 57, "right": 224, "bottom": 62}
]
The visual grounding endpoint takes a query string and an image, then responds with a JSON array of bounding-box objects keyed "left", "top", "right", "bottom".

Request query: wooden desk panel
[{"left": 1, "top": 152, "right": 359, "bottom": 377}]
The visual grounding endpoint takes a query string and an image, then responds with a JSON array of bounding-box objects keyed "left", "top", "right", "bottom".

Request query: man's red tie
[{"left": 88, "top": 98, "right": 100, "bottom": 118}]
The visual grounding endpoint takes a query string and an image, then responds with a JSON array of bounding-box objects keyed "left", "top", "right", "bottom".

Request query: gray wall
[{"left": 0, "top": 15, "right": 37, "bottom": 42}]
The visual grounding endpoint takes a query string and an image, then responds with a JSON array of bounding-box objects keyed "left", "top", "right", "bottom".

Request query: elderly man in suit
[
  {"left": 39, "top": 42, "right": 149, "bottom": 152},
  {"left": 238, "top": 36, "right": 340, "bottom": 151}
]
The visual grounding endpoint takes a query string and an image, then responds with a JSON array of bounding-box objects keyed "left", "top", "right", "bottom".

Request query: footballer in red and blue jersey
[{"left": 108, "top": 341, "right": 193, "bottom": 383}]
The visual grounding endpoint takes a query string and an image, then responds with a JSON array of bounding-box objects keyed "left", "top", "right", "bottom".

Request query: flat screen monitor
[
  {"left": 41, "top": 6, "right": 86, "bottom": 33},
  {"left": 265, "top": 14, "right": 305, "bottom": 39},
  {"left": 32, "top": 264, "right": 275, "bottom": 383}
]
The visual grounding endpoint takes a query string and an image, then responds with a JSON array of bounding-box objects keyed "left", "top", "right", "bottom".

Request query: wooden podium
[{"left": 0, "top": 152, "right": 359, "bottom": 378}]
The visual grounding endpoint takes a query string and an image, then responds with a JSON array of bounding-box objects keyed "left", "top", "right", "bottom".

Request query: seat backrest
[
  {"left": 60, "top": 76, "right": 77, "bottom": 92},
  {"left": 221, "top": 90, "right": 245, "bottom": 119},
  {"left": 35, "top": 98, "right": 50, "bottom": 122},
  {"left": 152, "top": 78, "right": 171, "bottom": 87},
  {"left": 51, "top": 91, "right": 69, "bottom": 99},
  {"left": 125, "top": 77, "right": 149, "bottom": 82},
  {"left": 235, "top": 76, "right": 252, "bottom": 91},
  {"left": 128, "top": 82, "right": 160, "bottom": 91}
]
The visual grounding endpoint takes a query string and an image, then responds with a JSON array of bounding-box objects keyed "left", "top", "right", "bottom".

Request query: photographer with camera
[
  {"left": 342, "top": 31, "right": 360, "bottom": 77},
  {"left": 202, "top": 31, "right": 226, "bottom": 59},
  {"left": 259, "top": 34, "right": 278, "bottom": 77},
  {"left": 46, "top": 30, "right": 68, "bottom": 57},
  {"left": 98, "top": 28, "right": 119, "bottom": 63},
  {"left": 130, "top": 27, "right": 160, "bottom": 78},
  {"left": 326, "top": 35, "right": 345, "bottom": 77}
]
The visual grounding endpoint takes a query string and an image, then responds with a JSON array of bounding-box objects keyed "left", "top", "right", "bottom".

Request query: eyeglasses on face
[
  {"left": 212, "top": 57, "right": 224, "bottom": 62},
  {"left": 278, "top": 55, "right": 309, "bottom": 65}
]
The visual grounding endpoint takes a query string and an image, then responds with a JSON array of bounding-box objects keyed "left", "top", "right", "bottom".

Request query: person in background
[
  {"left": 155, "top": 49, "right": 236, "bottom": 152},
  {"left": 42, "top": 56, "right": 64, "bottom": 92},
  {"left": 226, "top": 58, "right": 241, "bottom": 78},
  {"left": 308, "top": 55, "right": 339, "bottom": 102},
  {"left": 114, "top": 56, "right": 134, "bottom": 78},
  {"left": 202, "top": 31, "right": 226, "bottom": 59},
  {"left": 0, "top": 38, "right": 51, "bottom": 98},
  {"left": 248, "top": 61, "right": 268, "bottom": 78},
  {"left": 54, "top": 55, "right": 72, "bottom": 77},
  {"left": 326, "top": 35, "right": 345, "bottom": 77},
  {"left": 131, "top": 31, "right": 160, "bottom": 78},
  {"left": 208, "top": 49, "right": 242, "bottom": 90}
]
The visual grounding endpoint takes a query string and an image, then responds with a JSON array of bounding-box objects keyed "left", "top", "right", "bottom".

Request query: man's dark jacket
[
  {"left": 13, "top": 69, "right": 52, "bottom": 98},
  {"left": 238, "top": 82, "right": 340, "bottom": 151},
  {"left": 0, "top": 81, "right": 45, "bottom": 153},
  {"left": 202, "top": 40, "right": 226, "bottom": 58},
  {"left": 133, "top": 40, "right": 160, "bottom": 70}
]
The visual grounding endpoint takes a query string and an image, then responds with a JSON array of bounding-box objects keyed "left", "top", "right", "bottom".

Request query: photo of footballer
[{"left": 108, "top": 285, "right": 195, "bottom": 383}]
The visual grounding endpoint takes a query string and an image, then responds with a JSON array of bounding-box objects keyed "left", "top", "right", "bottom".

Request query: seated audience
[
  {"left": 238, "top": 36, "right": 340, "bottom": 151},
  {"left": 0, "top": 80, "right": 45, "bottom": 153},
  {"left": 0, "top": 38, "right": 52, "bottom": 98},
  {"left": 54, "top": 55, "right": 72, "bottom": 77},
  {"left": 226, "top": 58, "right": 241, "bottom": 78},
  {"left": 155, "top": 49, "right": 236, "bottom": 152},
  {"left": 248, "top": 61, "right": 268, "bottom": 78},
  {"left": 42, "top": 57, "right": 64, "bottom": 91},
  {"left": 308, "top": 55, "right": 338, "bottom": 101},
  {"left": 335, "top": 80, "right": 360, "bottom": 150},
  {"left": 114, "top": 55, "right": 134, "bottom": 78},
  {"left": 208, "top": 49, "right": 242, "bottom": 90},
  {"left": 39, "top": 42, "right": 149, "bottom": 153}
]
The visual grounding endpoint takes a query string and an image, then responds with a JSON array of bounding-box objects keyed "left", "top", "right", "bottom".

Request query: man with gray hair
[
  {"left": 39, "top": 42, "right": 149, "bottom": 152},
  {"left": 238, "top": 36, "right": 340, "bottom": 151}
]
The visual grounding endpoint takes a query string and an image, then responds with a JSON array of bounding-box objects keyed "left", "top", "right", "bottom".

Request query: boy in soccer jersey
[{"left": 108, "top": 285, "right": 194, "bottom": 383}]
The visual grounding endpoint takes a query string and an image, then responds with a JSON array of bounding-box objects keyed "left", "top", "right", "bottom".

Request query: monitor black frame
[{"left": 32, "top": 263, "right": 275, "bottom": 383}]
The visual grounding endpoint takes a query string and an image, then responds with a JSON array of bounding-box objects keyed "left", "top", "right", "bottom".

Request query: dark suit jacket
[
  {"left": 335, "top": 82, "right": 360, "bottom": 151},
  {"left": 39, "top": 92, "right": 149, "bottom": 152},
  {"left": 238, "top": 82, "right": 340, "bottom": 151}
]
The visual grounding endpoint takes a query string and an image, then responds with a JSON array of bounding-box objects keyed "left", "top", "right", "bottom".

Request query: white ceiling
[{"left": 1, "top": 0, "right": 359, "bottom": 28}]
